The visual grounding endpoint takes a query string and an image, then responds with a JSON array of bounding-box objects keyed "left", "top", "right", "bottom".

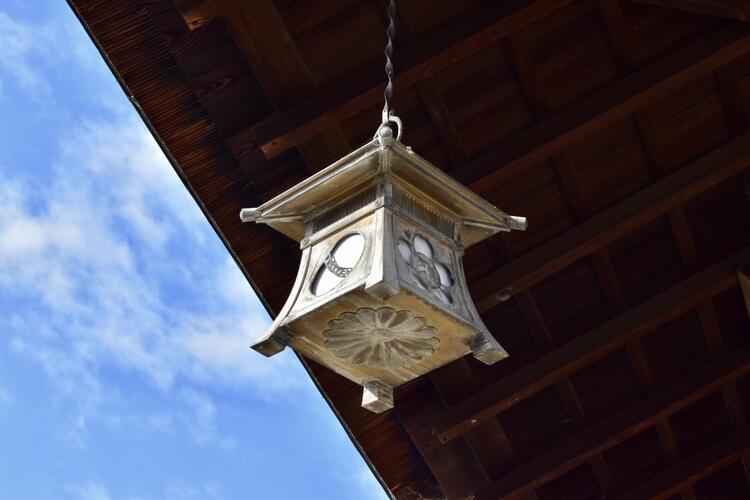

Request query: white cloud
[
  {"left": 179, "top": 388, "right": 237, "bottom": 451},
  {"left": 0, "top": 5, "right": 307, "bottom": 457},
  {"left": 0, "top": 370, "right": 10, "bottom": 409},
  {"left": 0, "top": 9, "right": 118, "bottom": 108},
  {"left": 67, "top": 481, "right": 111, "bottom": 500},
  {"left": 0, "top": 11, "right": 53, "bottom": 96},
  {"left": 163, "top": 480, "right": 222, "bottom": 500},
  {"left": 0, "top": 112, "right": 305, "bottom": 446}
]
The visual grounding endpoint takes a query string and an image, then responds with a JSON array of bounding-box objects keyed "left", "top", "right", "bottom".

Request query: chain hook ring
[{"left": 375, "top": 114, "right": 403, "bottom": 142}]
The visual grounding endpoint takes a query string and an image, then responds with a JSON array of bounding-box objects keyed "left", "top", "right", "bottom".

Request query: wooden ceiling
[{"left": 70, "top": 0, "right": 750, "bottom": 498}]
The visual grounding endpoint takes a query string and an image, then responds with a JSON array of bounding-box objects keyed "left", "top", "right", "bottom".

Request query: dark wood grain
[
  {"left": 475, "top": 345, "right": 750, "bottom": 499},
  {"left": 434, "top": 246, "right": 749, "bottom": 442},
  {"left": 634, "top": 0, "right": 750, "bottom": 22}
]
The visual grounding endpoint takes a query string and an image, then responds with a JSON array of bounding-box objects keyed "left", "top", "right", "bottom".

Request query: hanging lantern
[
  {"left": 240, "top": 0, "right": 525, "bottom": 412},
  {"left": 240, "top": 126, "right": 526, "bottom": 412}
]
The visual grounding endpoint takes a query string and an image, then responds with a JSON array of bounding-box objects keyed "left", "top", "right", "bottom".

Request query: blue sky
[{"left": 0, "top": 2, "right": 386, "bottom": 499}]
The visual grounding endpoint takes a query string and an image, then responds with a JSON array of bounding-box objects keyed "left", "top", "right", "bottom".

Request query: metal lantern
[{"left": 240, "top": 128, "right": 526, "bottom": 412}]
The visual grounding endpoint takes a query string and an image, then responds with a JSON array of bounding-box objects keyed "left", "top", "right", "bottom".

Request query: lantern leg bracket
[
  {"left": 251, "top": 327, "right": 292, "bottom": 357},
  {"left": 361, "top": 381, "right": 394, "bottom": 413},
  {"left": 469, "top": 332, "right": 509, "bottom": 365}
]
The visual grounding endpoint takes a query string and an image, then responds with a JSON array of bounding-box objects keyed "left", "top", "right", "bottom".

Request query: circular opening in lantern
[{"left": 311, "top": 233, "right": 365, "bottom": 296}]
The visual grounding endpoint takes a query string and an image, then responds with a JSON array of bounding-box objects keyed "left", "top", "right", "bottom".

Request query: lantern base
[{"left": 361, "top": 380, "right": 394, "bottom": 413}]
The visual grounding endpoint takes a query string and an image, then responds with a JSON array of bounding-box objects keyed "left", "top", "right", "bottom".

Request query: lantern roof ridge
[{"left": 240, "top": 138, "right": 526, "bottom": 246}]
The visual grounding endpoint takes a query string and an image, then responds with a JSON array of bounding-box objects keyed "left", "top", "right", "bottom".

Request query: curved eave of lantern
[{"left": 240, "top": 138, "right": 526, "bottom": 248}]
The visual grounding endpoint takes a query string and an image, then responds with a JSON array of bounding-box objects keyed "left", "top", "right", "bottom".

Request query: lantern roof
[{"left": 240, "top": 136, "right": 526, "bottom": 247}]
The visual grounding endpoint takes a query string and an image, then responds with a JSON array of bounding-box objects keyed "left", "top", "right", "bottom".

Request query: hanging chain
[
  {"left": 377, "top": 0, "right": 402, "bottom": 141},
  {"left": 382, "top": 0, "right": 395, "bottom": 124}
]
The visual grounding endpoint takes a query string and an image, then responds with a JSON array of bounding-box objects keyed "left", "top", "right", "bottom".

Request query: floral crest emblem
[
  {"left": 397, "top": 230, "right": 454, "bottom": 304},
  {"left": 322, "top": 307, "right": 439, "bottom": 368}
]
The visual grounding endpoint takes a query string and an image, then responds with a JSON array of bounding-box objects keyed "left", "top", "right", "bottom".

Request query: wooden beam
[
  {"left": 633, "top": 0, "right": 750, "bottom": 22},
  {"left": 589, "top": 5, "right": 682, "bottom": 425},
  {"left": 176, "top": 0, "right": 351, "bottom": 172},
  {"left": 740, "top": 269, "right": 750, "bottom": 316},
  {"left": 242, "top": 0, "right": 572, "bottom": 158},
  {"left": 217, "top": 0, "right": 350, "bottom": 172},
  {"left": 720, "top": 379, "right": 750, "bottom": 483},
  {"left": 503, "top": 34, "right": 551, "bottom": 120},
  {"left": 592, "top": 248, "right": 626, "bottom": 312},
  {"left": 432, "top": 246, "right": 750, "bottom": 443},
  {"left": 377, "top": 1, "right": 469, "bottom": 168},
  {"left": 668, "top": 207, "right": 700, "bottom": 273},
  {"left": 556, "top": 377, "right": 621, "bottom": 497},
  {"left": 473, "top": 345, "right": 750, "bottom": 499},
  {"left": 418, "top": 78, "right": 468, "bottom": 167},
  {"left": 516, "top": 290, "right": 555, "bottom": 351},
  {"left": 616, "top": 428, "right": 750, "bottom": 500},
  {"left": 608, "top": 17, "right": 735, "bottom": 495},
  {"left": 472, "top": 132, "right": 750, "bottom": 314},
  {"left": 518, "top": 244, "right": 619, "bottom": 496},
  {"left": 596, "top": 0, "right": 639, "bottom": 72},
  {"left": 174, "top": 0, "right": 238, "bottom": 30},
  {"left": 668, "top": 205, "right": 727, "bottom": 357},
  {"left": 553, "top": 153, "right": 591, "bottom": 220},
  {"left": 394, "top": 381, "right": 488, "bottom": 499},
  {"left": 716, "top": 62, "right": 749, "bottom": 137},
  {"left": 627, "top": 206, "right": 701, "bottom": 496},
  {"left": 455, "top": 25, "right": 750, "bottom": 187},
  {"left": 428, "top": 361, "right": 522, "bottom": 481}
]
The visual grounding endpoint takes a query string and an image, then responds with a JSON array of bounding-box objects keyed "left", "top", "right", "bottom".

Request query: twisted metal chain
[
  {"left": 382, "top": 0, "right": 396, "bottom": 125},
  {"left": 377, "top": 0, "right": 402, "bottom": 141}
]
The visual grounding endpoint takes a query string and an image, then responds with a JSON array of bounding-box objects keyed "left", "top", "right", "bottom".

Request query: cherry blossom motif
[
  {"left": 322, "top": 307, "right": 439, "bottom": 368},
  {"left": 397, "top": 230, "right": 454, "bottom": 304}
]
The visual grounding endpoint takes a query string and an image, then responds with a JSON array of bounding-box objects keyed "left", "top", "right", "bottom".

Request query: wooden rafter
[
  {"left": 474, "top": 345, "right": 750, "bottom": 499},
  {"left": 616, "top": 428, "right": 750, "bottom": 499},
  {"left": 394, "top": 382, "right": 488, "bottom": 498},
  {"left": 717, "top": 61, "right": 749, "bottom": 137},
  {"left": 472, "top": 132, "right": 750, "bottom": 313},
  {"left": 242, "top": 8, "right": 750, "bottom": 167},
  {"left": 433, "top": 245, "right": 750, "bottom": 443},
  {"left": 177, "top": 0, "right": 350, "bottom": 172},
  {"left": 242, "top": 0, "right": 572, "bottom": 158},
  {"left": 375, "top": 0, "right": 468, "bottom": 168},
  {"left": 456, "top": 25, "right": 750, "bottom": 187},
  {"left": 503, "top": 34, "right": 551, "bottom": 120},
  {"left": 417, "top": 78, "right": 468, "bottom": 167},
  {"left": 591, "top": 9, "right": 735, "bottom": 494},
  {"left": 515, "top": 287, "right": 621, "bottom": 494},
  {"left": 174, "top": 0, "right": 241, "bottom": 30},
  {"left": 499, "top": 33, "right": 624, "bottom": 494},
  {"left": 596, "top": 0, "right": 639, "bottom": 72},
  {"left": 428, "top": 362, "right": 523, "bottom": 482},
  {"left": 741, "top": 268, "right": 750, "bottom": 316},
  {"left": 633, "top": 0, "right": 750, "bottom": 22}
]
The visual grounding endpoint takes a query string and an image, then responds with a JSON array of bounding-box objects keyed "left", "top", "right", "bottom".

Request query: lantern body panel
[
  {"left": 273, "top": 206, "right": 495, "bottom": 390},
  {"left": 241, "top": 138, "right": 525, "bottom": 412}
]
